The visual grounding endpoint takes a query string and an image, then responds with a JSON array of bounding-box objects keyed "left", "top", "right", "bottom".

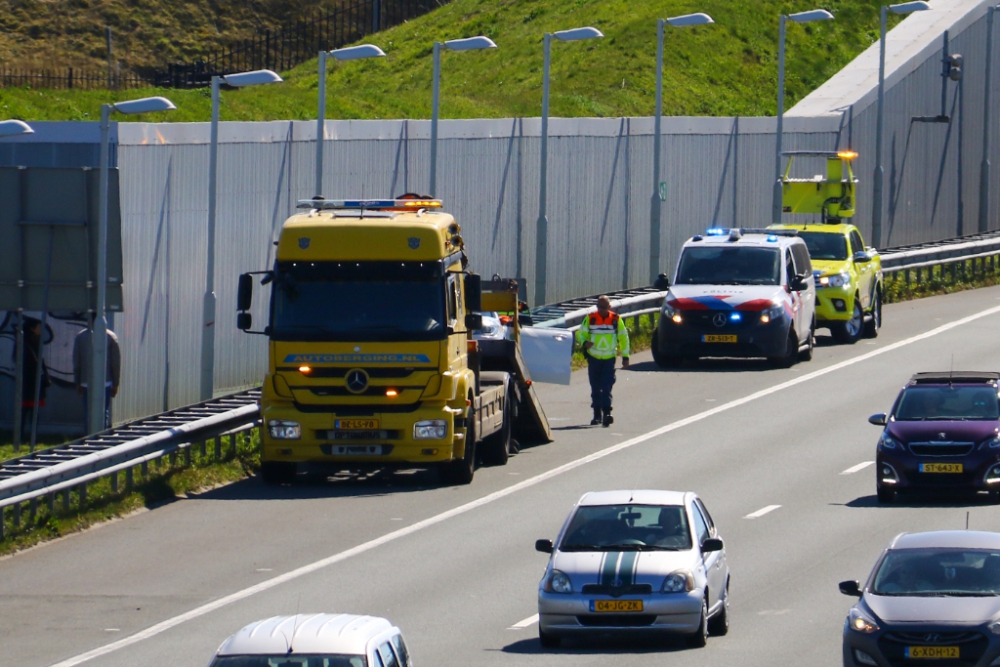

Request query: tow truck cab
[{"left": 237, "top": 197, "right": 550, "bottom": 485}]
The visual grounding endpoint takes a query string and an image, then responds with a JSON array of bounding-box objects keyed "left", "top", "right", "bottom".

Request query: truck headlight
[
  {"left": 848, "top": 607, "right": 880, "bottom": 634},
  {"left": 817, "top": 272, "right": 851, "bottom": 288},
  {"left": 546, "top": 570, "right": 573, "bottom": 594},
  {"left": 661, "top": 570, "right": 695, "bottom": 593},
  {"left": 267, "top": 420, "right": 301, "bottom": 440},
  {"left": 414, "top": 420, "right": 448, "bottom": 440}
]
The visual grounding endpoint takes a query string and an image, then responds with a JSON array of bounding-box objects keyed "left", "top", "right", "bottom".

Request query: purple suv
[{"left": 870, "top": 372, "right": 1000, "bottom": 503}]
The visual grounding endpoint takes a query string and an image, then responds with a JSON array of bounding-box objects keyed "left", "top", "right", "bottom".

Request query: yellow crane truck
[{"left": 236, "top": 196, "right": 551, "bottom": 485}]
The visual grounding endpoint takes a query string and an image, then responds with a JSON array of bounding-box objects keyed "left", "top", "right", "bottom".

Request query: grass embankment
[{"left": 1, "top": 0, "right": 896, "bottom": 122}]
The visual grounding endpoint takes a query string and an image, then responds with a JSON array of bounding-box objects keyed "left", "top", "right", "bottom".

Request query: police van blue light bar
[
  {"left": 296, "top": 198, "right": 444, "bottom": 210},
  {"left": 705, "top": 227, "right": 728, "bottom": 236}
]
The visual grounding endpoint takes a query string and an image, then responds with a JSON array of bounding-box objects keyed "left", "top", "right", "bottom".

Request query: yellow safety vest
[{"left": 577, "top": 311, "right": 630, "bottom": 360}]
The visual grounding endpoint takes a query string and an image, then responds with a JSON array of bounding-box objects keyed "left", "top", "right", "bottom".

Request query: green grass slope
[{"left": 0, "top": 0, "right": 898, "bottom": 123}]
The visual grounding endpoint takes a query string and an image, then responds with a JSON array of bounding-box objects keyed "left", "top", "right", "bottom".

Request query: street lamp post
[
  {"left": 536, "top": 26, "right": 603, "bottom": 306},
  {"left": 93, "top": 97, "right": 176, "bottom": 435},
  {"left": 429, "top": 36, "right": 497, "bottom": 197},
  {"left": 980, "top": 5, "right": 998, "bottom": 234},
  {"left": 200, "top": 70, "right": 282, "bottom": 402},
  {"left": 315, "top": 44, "right": 386, "bottom": 197},
  {"left": 1, "top": 119, "right": 34, "bottom": 451},
  {"left": 874, "top": 2, "right": 931, "bottom": 248},
  {"left": 651, "top": 13, "right": 714, "bottom": 284},
  {"left": 772, "top": 9, "right": 835, "bottom": 224}
]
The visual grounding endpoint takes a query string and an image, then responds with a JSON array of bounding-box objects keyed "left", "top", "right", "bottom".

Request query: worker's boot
[
  {"left": 602, "top": 409, "right": 614, "bottom": 427},
  {"left": 590, "top": 408, "right": 602, "bottom": 426}
]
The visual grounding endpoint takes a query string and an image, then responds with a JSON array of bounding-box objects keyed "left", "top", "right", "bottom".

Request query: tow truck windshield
[
  {"left": 270, "top": 263, "right": 448, "bottom": 342},
  {"left": 675, "top": 246, "right": 781, "bottom": 286}
]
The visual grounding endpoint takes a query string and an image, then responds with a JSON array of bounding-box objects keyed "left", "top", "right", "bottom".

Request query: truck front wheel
[
  {"left": 260, "top": 461, "right": 297, "bottom": 485},
  {"left": 441, "top": 406, "right": 476, "bottom": 485}
]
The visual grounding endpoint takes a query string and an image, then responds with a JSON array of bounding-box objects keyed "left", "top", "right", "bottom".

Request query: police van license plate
[
  {"left": 590, "top": 600, "right": 643, "bottom": 613},
  {"left": 701, "top": 335, "right": 737, "bottom": 343},
  {"left": 905, "top": 646, "right": 959, "bottom": 659},
  {"left": 335, "top": 419, "right": 379, "bottom": 430},
  {"left": 920, "top": 463, "right": 963, "bottom": 473}
]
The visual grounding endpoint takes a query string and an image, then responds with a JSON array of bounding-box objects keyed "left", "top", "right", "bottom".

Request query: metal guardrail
[
  {"left": 532, "top": 286, "right": 666, "bottom": 331},
  {"left": 879, "top": 230, "right": 1000, "bottom": 275},
  {"left": 0, "top": 389, "right": 260, "bottom": 537}
]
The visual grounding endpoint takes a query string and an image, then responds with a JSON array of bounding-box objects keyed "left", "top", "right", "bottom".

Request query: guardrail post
[
  {"left": 200, "top": 440, "right": 207, "bottom": 459},
  {"left": 79, "top": 482, "right": 87, "bottom": 508},
  {"left": 184, "top": 445, "right": 192, "bottom": 467},
  {"left": 126, "top": 467, "right": 134, "bottom": 491},
  {"left": 13, "top": 502, "right": 21, "bottom": 528},
  {"left": 29, "top": 498, "right": 37, "bottom": 522},
  {"left": 169, "top": 451, "right": 177, "bottom": 467},
  {"left": 111, "top": 470, "right": 119, "bottom": 493},
  {"left": 142, "top": 460, "right": 149, "bottom": 478},
  {"left": 62, "top": 489, "right": 70, "bottom": 511},
  {"left": 214, "top": 437, "right": 222, "bottom": 460},
  {"left": 47, "top": 493, "right": 54, "bottom": 513}
]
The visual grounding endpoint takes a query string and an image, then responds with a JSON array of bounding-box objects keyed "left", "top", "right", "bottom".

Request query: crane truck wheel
[
  {"left": 482, "top": 387, "right": 513, "bottom": 467},
  {"left": 442, "top": 402, "right": 476, "bottom": 485}
]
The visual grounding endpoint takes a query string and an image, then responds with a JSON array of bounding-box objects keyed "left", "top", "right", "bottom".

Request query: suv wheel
[
  {"left": 832, "top": 296, "right": 864, "bottom": 344},
  {"left": 864, "top": 289, "right": 882, "bottom": 338}
]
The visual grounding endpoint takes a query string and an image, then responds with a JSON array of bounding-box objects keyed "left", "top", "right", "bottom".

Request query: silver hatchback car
[{"left": 535, "top": 490, "right": 730, "bottom": 647}]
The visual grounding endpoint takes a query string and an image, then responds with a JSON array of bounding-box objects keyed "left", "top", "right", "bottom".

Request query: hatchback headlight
[
  {"left": 661, "top": 570, "right": 695, "bottom": 593},
  {"left": 848, "top": 607, "right": 880, "bottom": 634},
  {"left": 879, "top": 433, "right": 900, "bottom": 450},
  {"left": 817, "top": 272, "right": 851, "bottom": 288},
  {"left": 546, "top": 570, "right": 572, "bottom": 594},
  {"left": 981, "top": 436, "right": 1000, "bottom": 450},
  {"left": 988, "top": 619, "right": 1000, "bottom": 635},
  {"left": 414, "top": 420, "right": 448, "bottom": 440},
  {"left": 267, "top": 420, "right": 301, "bottom": 440}
]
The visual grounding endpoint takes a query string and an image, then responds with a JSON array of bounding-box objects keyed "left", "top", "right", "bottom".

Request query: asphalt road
[{"left": 4, "top": 286, "right": 1000, "bottom": 667}]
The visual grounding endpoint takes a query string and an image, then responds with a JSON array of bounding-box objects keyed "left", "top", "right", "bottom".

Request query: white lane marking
[
  {"left": 508, "top": 614, "right": 539, "bottom": 629},
  {"left": 841, "top": 461, "right": 875, "bottom": 475},
  {"left": 744, "top": 505, "right": 781, "bottom": 519},
  {"left": 50, "top": 303, "right": 1000, "bottom": 667},
  {"left": 758, "top": 609, "right": 791, "bottom": 616}
]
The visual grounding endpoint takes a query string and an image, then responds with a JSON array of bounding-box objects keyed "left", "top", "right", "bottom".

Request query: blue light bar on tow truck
[{"left": 296, "top": 198, "right": 444, "bottom": 210}]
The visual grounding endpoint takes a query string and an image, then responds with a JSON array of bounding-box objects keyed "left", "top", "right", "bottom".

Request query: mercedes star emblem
[
  {"left": 345, "top": 369, "right": 369, "bottom": 394},
  {"left": 713, "top": 313, "right": 727, "bottom": 327}
]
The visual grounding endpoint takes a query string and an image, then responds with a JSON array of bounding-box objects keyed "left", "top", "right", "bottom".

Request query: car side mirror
[
  {"left": 839, "top": 580, "right": 863, "bottom": 597},
  {"left": 790, "top": 275, "right": 809, "bottom": 291},
  {"left": 535, "top": 539, "right": 553, "bottom": 554},
  {"left": 654, "top": 273, "right": 671, "bottom": 290},
  {"left": 868, "top": 413, "right": 887, "bottom": 426},
  {"left": 701, "top": 537, "right": 724, "bottom": 553},
  {"left": 465, "top": 313, "right": 483, "bottom": 331},
  {"left": 853, "top": 251, "right": 871, "bottom": 263},
  {"left": 237, "top": 312, "right": 252, "bottom": 331}
]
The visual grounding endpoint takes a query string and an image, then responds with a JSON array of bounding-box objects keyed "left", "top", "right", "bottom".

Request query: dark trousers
[{"left": 587, "top": 355, "right": 616, "bottom": 413}]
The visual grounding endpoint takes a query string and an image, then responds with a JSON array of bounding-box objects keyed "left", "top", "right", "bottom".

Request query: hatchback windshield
[
  {"left": 872, "top": 548, "right": 1000, "bottom": 596},
  {"left": 675, "top": 247, "right": 781, "bottom": 286},
  {"left": 798, "top": 232, "right": 848, "bottom": 261},
  {"left": 211, "top": 656, "right": 366, "bottom": 667},
  {"left": 894, "top": 386, "right": 1000, "bottom": 421},
  {"left": 559, "top": 504, "right": 691, "bottom": 551}
]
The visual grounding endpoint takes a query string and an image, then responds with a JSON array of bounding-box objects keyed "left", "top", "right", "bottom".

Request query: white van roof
[{"left": 216, "top": 614, "right": 393, "bottom": 656}]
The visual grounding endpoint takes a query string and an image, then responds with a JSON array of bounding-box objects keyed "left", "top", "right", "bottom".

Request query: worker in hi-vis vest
[{"left": 576, "top": 295, "right": 630, "bottom": 427}]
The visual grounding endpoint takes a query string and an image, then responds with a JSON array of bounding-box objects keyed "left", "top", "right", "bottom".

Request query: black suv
[{"left": 869, "top": 372, "right": 1000, "bottom": 503}]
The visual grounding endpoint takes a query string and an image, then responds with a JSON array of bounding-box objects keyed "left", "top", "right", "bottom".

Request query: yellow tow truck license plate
[
  {"left": 335, "top": 419, "right": 379, "bottom": 430},
  {"left": 920, "top": 463, "right": 963, "bottom": 473},
  {"left": 702, "top": 334, "right": 737, "bottom": 343},
  {"left": 905, "top": 646, "right": 959, "bottom": 659},
  {"left": 590, "top": 600, "right": 643, "bottom": 613}
]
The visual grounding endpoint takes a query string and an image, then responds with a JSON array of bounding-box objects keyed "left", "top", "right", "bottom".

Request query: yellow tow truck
[
  {"left": 770, "top": 150, "right": 883, "bottom": 343},
  {"left": 237, "top": 196, "right": 551, "bottom": 485}
]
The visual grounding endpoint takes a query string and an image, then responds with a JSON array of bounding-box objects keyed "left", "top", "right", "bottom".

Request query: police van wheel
[
  {"left": 651, "top": 330, "right": 683, "bottom": 368},
  {"left": 768, "top": 331, "right": 798, "bottom": 368},
  {"left": 442, "top": 407, "right": 476, "bottom": 485},
  {"left": 260, "top": 461, "right": 297, "bottom": 485},
  {"left": 798, "top": 317, "right": 815, "bottom": 362},
  {"left": 482, "top": 389, "right": 512, "bottom": 467}
]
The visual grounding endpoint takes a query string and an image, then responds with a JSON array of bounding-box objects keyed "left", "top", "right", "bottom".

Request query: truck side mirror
[
  {"left": 853, "top": 251, "right": 872, "bottom": 264},
  {"left": 237, "top": 312, "right": 253, "bottom": 331},
  {"left": 237, "top": 273, "right": 254, "bottom": 311},
  {"left": 465, "top": 313, "right": 483, "bottom": 331},
  {"left": 464, "top": 273, "right": 482, "bottom": 312}
]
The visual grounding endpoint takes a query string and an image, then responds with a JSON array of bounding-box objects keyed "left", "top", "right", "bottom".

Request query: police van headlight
[
  {"left": 760, "top": 303, "right": 784, "bottom": 324},
  {"left": 414, "top": 420, "right": 448, "bottom": 440},
  {"left": 268, "top": 420, "right": 301, "bottom": 440},
  {"left": 662, "top": 302, "right": 682, "bottom": 324},
  {"left": 817, "top": 272, "right": 851, "bottom": 288}
]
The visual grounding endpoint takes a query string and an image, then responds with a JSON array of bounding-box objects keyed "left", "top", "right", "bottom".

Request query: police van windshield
[
  {"left": 797, "top": 232, "right": 848, "bottom": 261},
  {"left": 675, "top": 246, "right": 781, "bottom": 286},
  {"left": 270, "top": 263, "right": 447, "bottom": 342}
]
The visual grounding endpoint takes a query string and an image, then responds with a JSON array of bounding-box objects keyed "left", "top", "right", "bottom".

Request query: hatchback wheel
[
  {"left": 686, "top": 597, "right": 709, "bottom": 648},
  {"left": 538, "top": 628, "right": 561, "bottom": 648},
  {"left": 877, "top": 484, "right": 895, "bottom": 504},
  {"left": 708, "top": 579, "right": 730, "bottom": 636}
]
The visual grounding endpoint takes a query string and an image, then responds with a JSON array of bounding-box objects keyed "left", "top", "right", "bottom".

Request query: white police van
[{"left": 652, "top": 228, "right": 816, "bottom": 367}]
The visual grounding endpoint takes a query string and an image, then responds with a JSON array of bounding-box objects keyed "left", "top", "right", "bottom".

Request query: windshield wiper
[{"left": 559, "top": 544, "right": 605, "bottom": 552}]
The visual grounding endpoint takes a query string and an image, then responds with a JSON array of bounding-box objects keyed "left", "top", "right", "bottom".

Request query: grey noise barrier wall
[{"left": 0, "top": 0, "right": 997, "bottom": 427}]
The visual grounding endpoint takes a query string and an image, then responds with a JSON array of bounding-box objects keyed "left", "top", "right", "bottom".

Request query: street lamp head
[
  {"left": 111, "top": 96, "right": 177, "bottom": 115},
  {"left": 330, "top": 44, "right": 387, "bottom": 61},
  {"left": 0, "top": 119, "right": 33, "bottom": 136},
  {"left": 553, "top": 26, "right": 604, "bottom": 41},
  {"left": 221, "top": 69, "right": 283, "bottom": 87},
  {"left": 444, "top": 36, "right": 498, "bottom": 51},
  {"left": 889, "top": 1, "right": 931, "bottom": 14},
  {"left": 666, "top": 12, "right": 715, "bottom": 27},
  {"left": 789, "top": 8, "right": 835, "bottom": 22}
]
